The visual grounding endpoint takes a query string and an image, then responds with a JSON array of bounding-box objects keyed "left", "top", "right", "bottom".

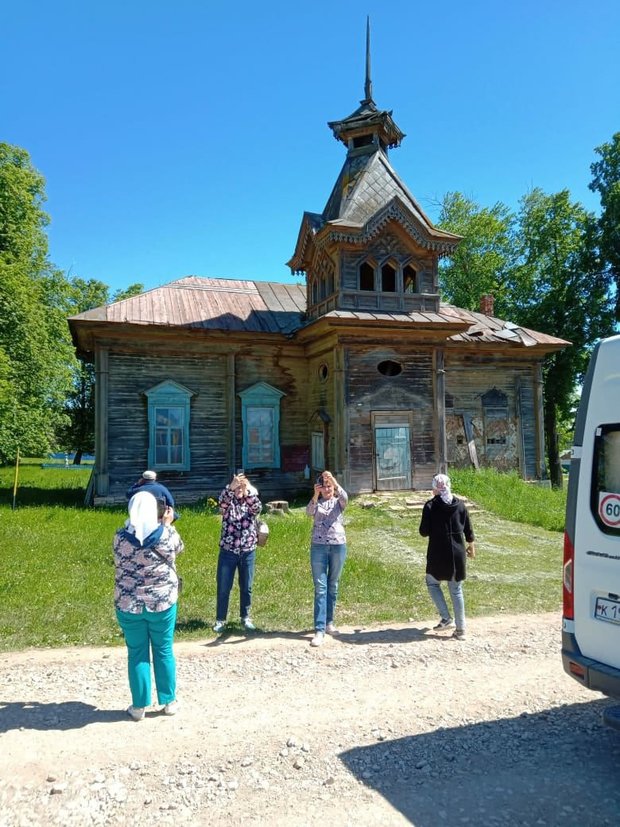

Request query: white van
[{"left": 563, "top": 334, "right": 620, "bottom": 728}]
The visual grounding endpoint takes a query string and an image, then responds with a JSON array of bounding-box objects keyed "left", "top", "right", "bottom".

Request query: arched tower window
[
  {"left": 403, "top": 264, "right": 417, "bottom": 294},
  {"left": 326, "top": 271, "right": 334, "bottom": 296},
  {"left": 359, "top": 261, "right": 375, "bottom": 291},
  {"left": 319, "top": 274, "right": 327, "bottom": 300},
  {"left": 381, "top": 262, "right": 397, "bottom": 292},
  {"left": 312, "top": 277, "right": 319, "bottom": 305}
]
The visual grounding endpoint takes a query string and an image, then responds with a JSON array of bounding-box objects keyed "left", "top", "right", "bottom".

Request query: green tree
[
  {"left": 0, "top": 144, "right": 72, "bottom": 462},
  {"left": 589, "top": 132, "right": 620, "bottom": 322},
  {"left": 514, "top": 188, "right": 615, "bottom": 486},
  {"left": 60, "top": 279, "right": 143, "bottom": 463},
  {"left": 437, "top": 192, "right": 517, "bottom": 317}
]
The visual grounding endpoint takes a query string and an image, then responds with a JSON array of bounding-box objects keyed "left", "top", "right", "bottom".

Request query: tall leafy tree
[
  {"left": 589, "top": 132, "right": 620, "bottom": 321},
  {"left": 437, "top": 192, "right": 517, "bottom": 318},
  {"left": 437, "top": 188, "right": 615, "bottom": 487},
  {"left": 0, "top": 143, "right": 72, "bottom": 462},
  {"left": 60, "top": 279, "right": 143, "bottom": 463},
  {"left": 514, "top": 188, "right": 614, "bottom": 486}
]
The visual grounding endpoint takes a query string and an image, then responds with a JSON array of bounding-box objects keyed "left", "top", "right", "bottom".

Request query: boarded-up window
[
  {"left": 482, "top": 389, "right": 508, "bottom": 449},
  {"left": 247, "top": 407, "right": 275, "bottom": 465},
  {"left": 311, "top": 431, "right": 324, "bottom": 471}
]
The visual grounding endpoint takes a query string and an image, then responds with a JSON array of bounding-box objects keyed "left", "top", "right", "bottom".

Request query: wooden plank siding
[
  {"left": 444, "top": 356, "right": 541, "bottom": 475},
  {"left": 100, "top": 341, "right": 313, "bottom": 504},
  {"left": 344, "top": 345, "right": 436, "bottom": 492}
]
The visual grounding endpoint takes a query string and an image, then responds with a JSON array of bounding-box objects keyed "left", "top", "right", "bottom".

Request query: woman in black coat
[{"left": 419, "top": 474, "right": 475, "bottom": 639}]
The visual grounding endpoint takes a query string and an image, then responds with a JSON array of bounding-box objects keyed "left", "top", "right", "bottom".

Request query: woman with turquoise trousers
[{"left": 113, "top": 490, "right": 184, "bottom": 721}]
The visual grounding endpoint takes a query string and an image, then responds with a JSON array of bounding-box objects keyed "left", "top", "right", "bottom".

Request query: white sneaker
[
  {"left": 242, "top": 618, "right": 256, "bottom": 631},
  {"left": 433, "top": 618, "right": 454, "bottom": 631},
  {"left": 310, "top": 631, "right": 325, "bottom": 647},
  {"left": 127, "top": 705, "right": 145, "bottom": 721},
  {"left": 326, "top": 623, "right": 338, "bottom": 635},
  {"left": 164, "top": 700, "right": 179, "bottom": 716},
  {"left": 213, "top": 620, "right": 226, "bottom": 633}
]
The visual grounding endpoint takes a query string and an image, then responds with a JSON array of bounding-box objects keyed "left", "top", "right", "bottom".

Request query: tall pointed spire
[
  {"left": 363, "top": 16, "right": 373, "bottom": 105},
  {"left": 327, "top": 19, "right": 405, "bottom": 153}
]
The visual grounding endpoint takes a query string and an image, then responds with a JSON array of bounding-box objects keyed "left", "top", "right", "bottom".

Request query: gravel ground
[{"left": 1, "top": 611, "right": 619, "bottom": 826}]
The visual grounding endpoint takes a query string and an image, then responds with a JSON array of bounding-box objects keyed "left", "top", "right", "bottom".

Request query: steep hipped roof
[
  {"left": 287, "top": 149, "right": 461, "bottom": 272},
  {"left": 68, "top": 276, "right": 569, "bottom": 354}
]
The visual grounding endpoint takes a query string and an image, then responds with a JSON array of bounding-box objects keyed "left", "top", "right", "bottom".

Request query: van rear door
[{"left": 572, "top": 337, "right": 620, "bottom": 671}]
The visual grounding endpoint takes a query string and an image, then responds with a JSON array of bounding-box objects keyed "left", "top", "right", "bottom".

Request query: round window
[
  {"left": 318, "top": 363, "right": 329, "bottom": 382},
  {"left": 377, "top": 360, "right": 403, "bottom": 377}
]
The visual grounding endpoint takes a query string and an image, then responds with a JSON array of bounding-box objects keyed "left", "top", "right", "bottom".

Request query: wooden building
[{"left": 68, "top": 51, "right": 568, "bottom": 505}]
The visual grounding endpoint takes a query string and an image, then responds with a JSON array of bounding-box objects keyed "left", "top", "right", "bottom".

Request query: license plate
[{"left": 594, "top": 596, "right": 620, "bottom": 625}]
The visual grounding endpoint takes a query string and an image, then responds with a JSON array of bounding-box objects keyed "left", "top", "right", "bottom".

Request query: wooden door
[{"left": 372, "top": 414, "right": 412, "bottom": 490}]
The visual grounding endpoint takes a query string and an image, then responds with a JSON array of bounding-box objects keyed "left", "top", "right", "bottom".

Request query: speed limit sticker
[{"left": 599, "top": 492, "right": 620, "bottom": 527}]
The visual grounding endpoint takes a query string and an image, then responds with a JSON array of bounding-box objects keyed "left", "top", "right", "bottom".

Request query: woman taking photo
[
  {"left": 113, "top": 490, "right": 184, "bottom": 720},
  {"left": 213, "top": 472, "right": 262, "bottom": 633},
  {"left": 306, "top": 470, "right": 348, "bottom": 647}
]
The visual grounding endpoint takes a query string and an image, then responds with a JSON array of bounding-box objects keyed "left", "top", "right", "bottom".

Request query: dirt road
[{"left": 1, "top": 612, "right": 619, "bottom": 826}]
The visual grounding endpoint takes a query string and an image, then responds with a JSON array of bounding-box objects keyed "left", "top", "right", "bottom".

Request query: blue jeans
[
  {"left": 216, "top": 549, "right": 256, "bottom": 621},
  {"left": 425, "top": 573, "right": 465, "bottom": 630},
  {"left": 310, "top": 543, "right": 347, "bottom": 631},
  {"left": 116, "top": 603, "right": 177, "bottom": 707}
]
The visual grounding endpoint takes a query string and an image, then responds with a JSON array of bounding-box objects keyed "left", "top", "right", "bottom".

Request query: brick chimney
[{"left": 480, "top": 294, "right": 495, "bottom": 316}]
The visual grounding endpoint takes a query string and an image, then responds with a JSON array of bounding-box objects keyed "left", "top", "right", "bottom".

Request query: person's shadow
[
  {"left": 203, "top": 628, "right": 311, "bottom": 647},
  {"left": 0, "top": 701, "right": 129, "bottom": 732},
  {"left": 332, "top": 625, "right": 440, "bottom": 646}
]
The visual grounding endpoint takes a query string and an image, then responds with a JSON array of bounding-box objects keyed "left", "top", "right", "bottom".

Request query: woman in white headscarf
[
  {"left": 419, "top": 474, "right": 475, "bottom": 640},
  {"left": 113, "top": 491, "right": 184, "bottom": 720}
]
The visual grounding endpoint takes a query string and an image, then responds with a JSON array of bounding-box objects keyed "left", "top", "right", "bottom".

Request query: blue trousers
[
  {"left": 310, "top": 543, "right": 347, "bottom": 631},
  {"left": 216, "top": 549, "right": 256, "bottom": 621},
  {"left": 116, "top": 604, "right": 177, "bottom": 707}
]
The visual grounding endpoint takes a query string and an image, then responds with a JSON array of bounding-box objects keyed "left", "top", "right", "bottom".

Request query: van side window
[{"left": 591, "top": 423, "right": 620, "bottom": 535}]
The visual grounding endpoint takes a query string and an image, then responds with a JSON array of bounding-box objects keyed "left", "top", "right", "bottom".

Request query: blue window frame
[
  {"left": 239, "top": 382, "right": 286, "bottom": 470},
  {"left": 145, "top": 380, "right": 195, "bottom": 471}
]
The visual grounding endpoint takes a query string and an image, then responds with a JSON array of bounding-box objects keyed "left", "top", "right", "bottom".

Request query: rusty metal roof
[
  {"left": 68, "top": 276, "right": 569, "bottom": 351},
  {"left": 440, "top": 304, "right": 570, "bottom": 348},
  {"left": 69, "top": 277, "right": 307, "bottom": 336}
]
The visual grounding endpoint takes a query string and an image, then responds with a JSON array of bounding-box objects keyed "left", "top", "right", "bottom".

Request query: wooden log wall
[
  {"left": 345, "top": 345, "right": 435, "bottom": 492},
  {"left": 105, "top": 341, "right": 312, "bottom": 503},
  {"left": 445, "top": 356, "right": 541, "bottom": 477}
]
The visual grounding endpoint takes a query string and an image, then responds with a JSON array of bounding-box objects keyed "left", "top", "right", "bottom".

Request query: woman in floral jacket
[
  {"left": 113, "top": 490, "right": 184, "bottom": 721},
  {"left": 213, "top": 473, "right": 262, "bottom": 634}
]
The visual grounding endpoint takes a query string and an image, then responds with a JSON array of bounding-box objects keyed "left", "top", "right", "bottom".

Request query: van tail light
[{"left": 563, "top": 531, "right": 574, "bottom": 620}]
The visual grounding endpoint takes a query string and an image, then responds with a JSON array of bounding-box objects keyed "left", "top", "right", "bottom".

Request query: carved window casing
[
  {"left": 239, "top": 382, "right": 286, "bottom": 470},
  {"left": 145, "top": 380, "right": 195, "bottom": 471}
]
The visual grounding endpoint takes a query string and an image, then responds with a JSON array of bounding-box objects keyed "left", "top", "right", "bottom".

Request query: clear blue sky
[{"left": 3, "top": 0, "right": 619, "bottom": 295}]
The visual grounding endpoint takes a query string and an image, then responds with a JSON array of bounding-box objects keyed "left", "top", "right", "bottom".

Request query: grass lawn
[{"left": 0, "top": 460, "right": 566, "bottom": 652}]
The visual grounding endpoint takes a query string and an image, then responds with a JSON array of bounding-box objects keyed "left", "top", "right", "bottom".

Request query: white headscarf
[
  {"left": 432, "top": 473, "right": 453, "bottom": 505},
  {"left": 127, "top": 491, "right": 160, "bottom": 545}
]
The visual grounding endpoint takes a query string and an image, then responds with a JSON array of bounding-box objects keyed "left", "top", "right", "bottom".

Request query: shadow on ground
[
  {"left": 0, "top": 701, "right": 128, "bottom": 732},
  {"left": 339, "top": 699, "right": 620, "bottom": 826}
]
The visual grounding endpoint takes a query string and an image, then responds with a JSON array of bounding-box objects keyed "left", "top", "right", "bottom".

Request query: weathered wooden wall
[
  {"left": 444, "top": 355, "right": 541, "bottom": 476},
  {"left": 103, "top": 338, "right": 311, "bottom": 503},
  {"left": 344, "top": 344, "right": 437, "bottom": 492}
]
